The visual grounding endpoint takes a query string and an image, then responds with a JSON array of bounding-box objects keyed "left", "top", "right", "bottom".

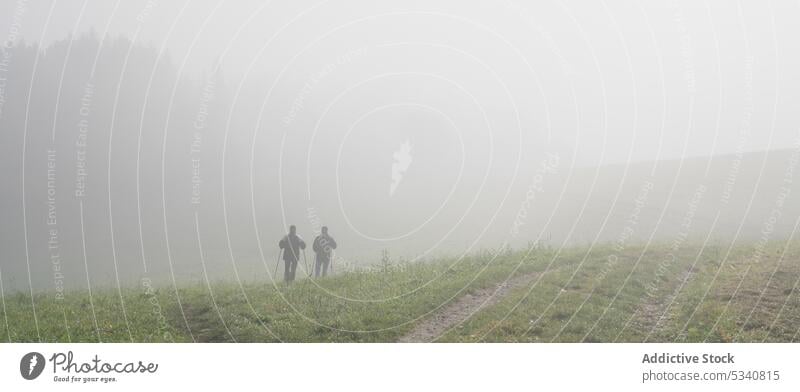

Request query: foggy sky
[
  {"left": 2, "top": 0, "right": 800, "bottom": 292},
  {"left": 4, "top": 0, "right": 799, "bottom": 164}
]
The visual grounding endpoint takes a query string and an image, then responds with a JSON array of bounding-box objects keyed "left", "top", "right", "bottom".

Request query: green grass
[
  {"left": 439, "top": 241, "right": 800, "bottom": 343},
  {"left": 2, "top": 241, "right": 799, "bottom": 342}
]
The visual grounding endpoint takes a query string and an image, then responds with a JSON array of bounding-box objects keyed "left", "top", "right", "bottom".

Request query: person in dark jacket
[
  {"left": 278, "top": 225, "right": 306, "bottom": 282},
  {"left": 312, "top": 226, "right": 337, "bottom": 277}
]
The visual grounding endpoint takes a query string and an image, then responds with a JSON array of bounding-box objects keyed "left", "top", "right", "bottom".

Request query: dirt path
[
  {"left": 179, "top": 302, "right": 235, "bottom": 343},
  {"left": 398, "top": 271, "right": 541, "bottom": 343},
  {"left": 630, "top": 267, "right": 696, "bottom": 342}
]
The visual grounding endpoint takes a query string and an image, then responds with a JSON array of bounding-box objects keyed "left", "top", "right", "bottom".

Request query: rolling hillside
[{"left": 3, "top": 239, "right": 798, "bottom": 342}]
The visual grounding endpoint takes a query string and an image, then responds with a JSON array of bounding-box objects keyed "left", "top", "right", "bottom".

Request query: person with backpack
[
  {"left": 278, "top": 225, "right": 306, "bottom": 282},
  {"left": 312, "top": 226, "right": 337, "bottom": 277}
]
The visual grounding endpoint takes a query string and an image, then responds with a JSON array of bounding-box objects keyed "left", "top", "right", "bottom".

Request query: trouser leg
[
  {"left": 314, "top": 259, "right": 321, "bottom": 277},
  {"left": 284, "top": 260, "right": 291, "bottom": 282},
  {"left": 289, "top": 260, "right": 298, "bottom": 281},
  {"left": 321, "top": 260, "right": 329, "bottom": 277}
]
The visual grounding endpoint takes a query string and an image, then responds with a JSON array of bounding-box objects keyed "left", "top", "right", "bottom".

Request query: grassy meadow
[{"left": 2, "top": 240, "right": 799, "bottom": 343}]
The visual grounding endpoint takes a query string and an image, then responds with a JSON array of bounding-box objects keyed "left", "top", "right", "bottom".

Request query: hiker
[
  {"left": 278, "top": 225, "right": 306, "bottom": 282},
  {"left": 312, "top": 226, "right": 337, "bottom": 277}
]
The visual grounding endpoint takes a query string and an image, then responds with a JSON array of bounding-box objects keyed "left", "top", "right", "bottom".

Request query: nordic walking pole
[
  {"left": 274, "top": 248, "right": 283, "bottom": 281},
  {"left": 302, "top": 249, "right": 311, "bottom": 277}
]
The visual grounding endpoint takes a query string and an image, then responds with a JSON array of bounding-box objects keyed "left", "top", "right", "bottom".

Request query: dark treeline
[{"left": 0, "top": 34, "right": 269, "bottom": 293}]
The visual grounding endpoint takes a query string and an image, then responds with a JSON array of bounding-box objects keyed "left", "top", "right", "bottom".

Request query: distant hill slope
[{"left": 509, "top": 148, "right": 800, "bottom": 249}]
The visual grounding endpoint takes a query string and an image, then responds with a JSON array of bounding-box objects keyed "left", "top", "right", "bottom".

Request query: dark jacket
[
  {"left": 312, "top": 234, "right": 337, "bottom": 262},
  {"left": 279, "top": 234, "right": 306, "bottom": 262}
]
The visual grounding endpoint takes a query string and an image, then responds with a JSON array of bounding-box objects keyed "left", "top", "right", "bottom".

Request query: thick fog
[{"left": 2, "top": 0, "right": 800, "bottom": 292}]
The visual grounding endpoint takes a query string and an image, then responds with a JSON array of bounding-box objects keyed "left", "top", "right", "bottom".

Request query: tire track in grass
[{"left": 398, "top": 271, "right": 542, "bottom": 343}]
